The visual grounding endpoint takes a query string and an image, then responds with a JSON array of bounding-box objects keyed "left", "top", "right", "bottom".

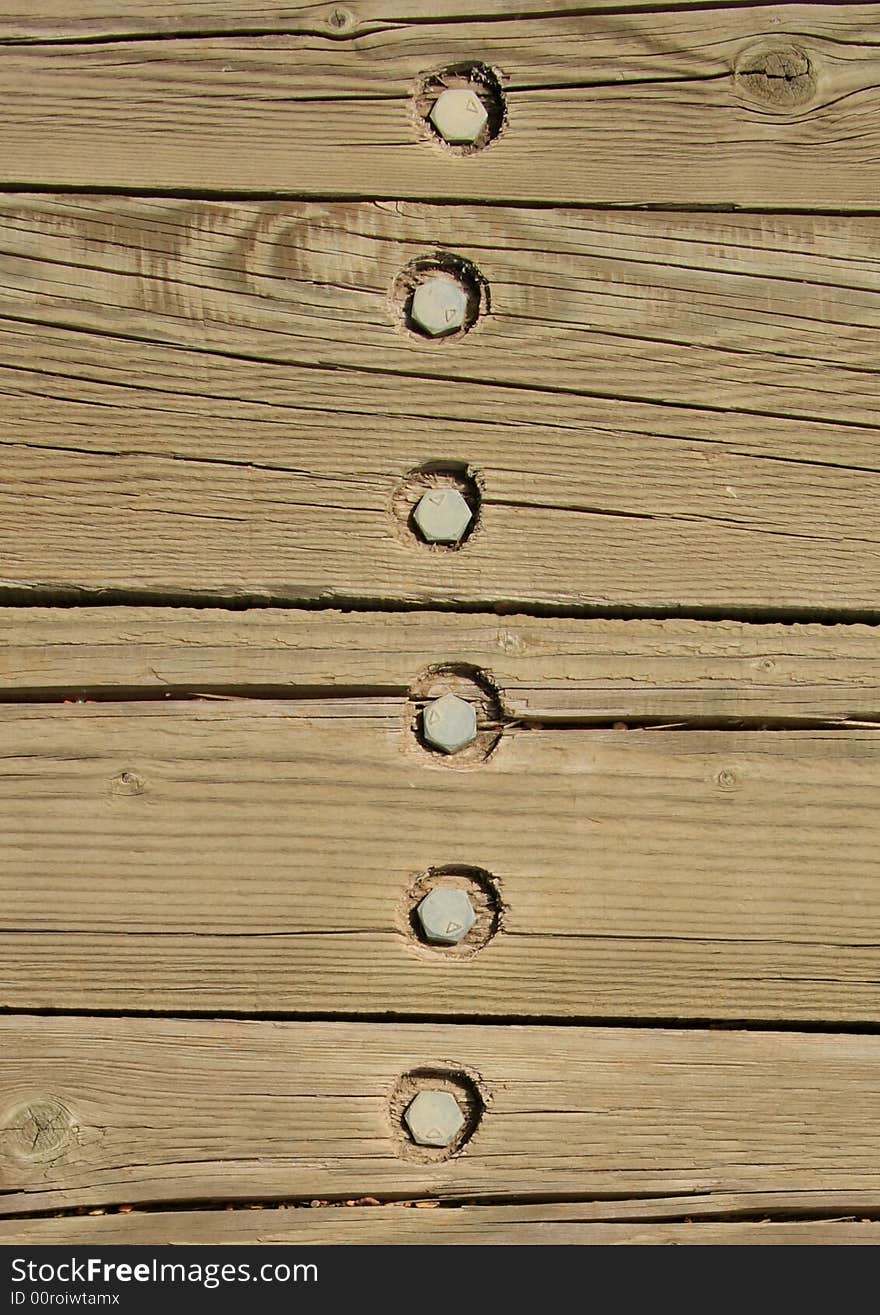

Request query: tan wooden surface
[
  {"left": 0, "top": 8, "right": 876, "bottom": 205},
  {"left": 4, "top": 609, "right": 880, "bottom": 723},
  {"left": 2, "top": 1208, "right": 877, "bottom": 1247},
  {"left": 3, "top": 1, "right": 877, "bottom": 1247},
  {"left": 5, "top": 199, "right": 880, "bottom": 429},
  {"left": 2, "top": 1018, "right": 880, "bottom": 1213},
  {"left": 0, "top": 0, "right": 806, "bottom": 41},
  {"left": 2, "top": 690, "right": 879, "bottom": 1020},
  {"left": 3, "top": 200, "right": 880, "bottom": 610}
]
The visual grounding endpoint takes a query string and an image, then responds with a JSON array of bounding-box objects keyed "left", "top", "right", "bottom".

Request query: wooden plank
[
  {"left": 0, "top": 2, "right": 811, "bottom": 42},
  {"left": 0, "top": 8, "right": 876, "bottom": 205},
  {"left": 2, "top": 700, "right": 880, "bottom": 1020},
  {"left": 3, "top": 1018, "right": 880, "bottom": 1212},
  {"left": 2, "top": 1207, "right": 878, "bottom": 1246},
  {"left": 2, "top": 319, "right": 880, "bottom": 612},
  {"left": 4, "top": 198, "right": 880, "bottom": 431},
  {"left": 4, "top": 609, "right": 880, "bottom": 724}
]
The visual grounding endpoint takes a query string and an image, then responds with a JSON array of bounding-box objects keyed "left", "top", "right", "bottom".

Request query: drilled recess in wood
[
  {"left": 400, "top": 866, "right": 502, "bottom": 959},
  {"left": 390, "top": 252, "right": 488, "bottom": 342},
  {"left": 406, "top": 663, "right": 502, "bottom": 766},
  {"left": 735, "top": 44, "right": 817, "bottom": 109},
  {"left": 391, "top": 462, "right": 483, "bottom": 552},
  {"left": 414, "top": 62, "right": 507, "bottom": 155},
  {"left": 389, "top": 1067, "right": 485, "bottom": 1163}
]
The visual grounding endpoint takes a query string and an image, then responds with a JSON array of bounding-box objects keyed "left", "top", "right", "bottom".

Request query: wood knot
[
  {"left": 496, "top": 629, "right": 527, "bottom": 656},
  {"left": 735, "top": 44, "right": 816, "bottom": 109},
  {"left": 111, "top": 769, "right": 145, "bottom": 797},
  {"left": 715, "top": 767, "right": 740, "bottom": 792},
  {"left": 1, "top": 1098, "right": 75, "bottom": 1163},
  {"left": 326, "top": 6, "right": 356, "bottom": 33}
]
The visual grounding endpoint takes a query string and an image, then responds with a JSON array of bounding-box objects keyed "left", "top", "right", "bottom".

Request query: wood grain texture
[
  {"left": 0, "top": 1, "right": 809, "bottom": 42},
  {"left": 2, "top": 1206, "right": 878, "bottom": 1246},
  {"left": 6, "top": 198, "right": 880, "bottom": 430},
  {"left": 3, "top": 200, "right": 880, "bottom": 610},
  {"left": 3, "top": 1018, "right": 880, "bottom": 1213},
  {"left": 0, "top": 8, "right": 876, "bottom": 205},
  {"left": 5, "top": 608, "right": 880, "bottom": 724},
  {"left": 3, "top": 700, "right": 880, "bottom": 1020}
]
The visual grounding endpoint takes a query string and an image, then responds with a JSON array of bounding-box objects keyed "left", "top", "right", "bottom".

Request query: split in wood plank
[
  {"left": 0, "top": 1, "right": 812, "bottom": 43},
  {"left": 4, "top": 608, "right": 880, "bottom": 725},
  {"left": 4, "top": 199, "right": 880, "bottom": 430},
  {"left": 2, "top": 320, "right": 880, "bottom": 609},
  {"left": 2, "top": 1207, "right": 878, "bottom": 1247},
  {"left": 4, "top": 1018, "right": 880, "bottom": 1214},
  {"left": 0, "top": 8, "right": 877, "bottom": 204},
  {"left": 2, "top": 698, "right": 880, "bottom": 1020}
]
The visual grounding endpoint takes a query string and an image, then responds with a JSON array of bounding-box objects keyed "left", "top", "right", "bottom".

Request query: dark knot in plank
[{"left": 735, "top": 44, "right": 817, "bottom": 109}]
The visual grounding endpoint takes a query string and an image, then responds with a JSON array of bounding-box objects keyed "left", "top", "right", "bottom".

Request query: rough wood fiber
[
  {"left": 4, "top": 609, "right": 880, "bottom": 724},
  {"left": 2, "top": 1207, "right": 878, "bottom": 1246},
  {"left": 0, "top": 1, "right": 811, "bottom": 42},
  {"left": 2, "top": 700, "right": 880, "bottom": 1020},
  {"left": 5, "top": 198, "right": 880, "bottom": 430},
  {"left": 3, "top": 300, "right": 880, "bottom": 609},
  {"left": 3, "top": 1018, "right": 880, "bottom": 1214},
  {"left": 0, "top": 8, "right": 877, "bottom": 204}
]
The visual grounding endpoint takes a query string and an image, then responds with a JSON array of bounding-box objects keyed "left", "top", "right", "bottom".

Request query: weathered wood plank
[
  {"left": 2, "top": 701, "right": 879, "bottom": 1020},
  {"left": 2, "top": 312, "right": 880, "bottom": 611},
  {"left": 2, "top": 1207, "right": 877, "bottom": 1246},
  {"left": 0, "top": 8, "right": 876, "bottom": 205},
  {"left": 3, "top": 1018, "right": 880, "bottom": 1213},
  {"left": 5, "top": 198, "right": 880, "bottom": 430},
  {"left": 4, "top": 609, "right": 880, "bottom": 724},
  {"left": 0, "top": 1, "right": 811, "bottom": 42}
]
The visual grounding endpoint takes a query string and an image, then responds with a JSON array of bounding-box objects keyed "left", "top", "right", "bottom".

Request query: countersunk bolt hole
[
  {"left": 391, "top": 463, "right": 482, "bottom": 553},
  {"left": 407, "top": 663, "right": 503, "bottom": 766},
  {"left": 390, "top": 253, "right": 487, "bottom": 342},
  {"left": 413, "top": 62, "right": 507, "bottom": 154},
  {"left": 402, "top": 866, "right": 502, "bottom": 957},
  {"left": 390, "top": 1068, "right": 484, "bottom": 1161}
]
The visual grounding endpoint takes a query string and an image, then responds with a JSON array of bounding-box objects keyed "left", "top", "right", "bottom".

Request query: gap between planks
[{"left": 3, "top": 1202, "right": 880, "bottom": 1247}]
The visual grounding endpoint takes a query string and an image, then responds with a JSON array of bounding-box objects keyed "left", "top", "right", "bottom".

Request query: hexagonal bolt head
[
  {"left": 422, "top": 693, "right": 478, "bottom": 755},
  {"left": 417, "top": 887, "right": 477, "bottom": 946},
  {"left": 410, "top": 275, "right": 469, "bottom": 338},
  {"left": 413, "top": 488, "right": 473, "bottom": 544},
  {"left": 429, "top": 88, "right": 489, "bottom": 145},
  {"left": 404, "top": 1089, "right": 466, "bottom": 1147}
]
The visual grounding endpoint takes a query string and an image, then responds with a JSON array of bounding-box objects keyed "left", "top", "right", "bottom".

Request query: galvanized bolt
[
  {"left": 422, "top": 693, "right": 478, "bottom": 755},
  {"left": 413, "top": 488, "right": 473, "bottom": 544},
  {"left": 410, "top": 275, "right": 468, "bottom": 338},
  {"left": 404, "top": 1090, "right": 466, "bottom": 1147},
  {"left": 430, "top": 88, "right": 489, "bottom": 145},
  {"left": 417, "top": 887, "right": 477, "bottom": 945}
]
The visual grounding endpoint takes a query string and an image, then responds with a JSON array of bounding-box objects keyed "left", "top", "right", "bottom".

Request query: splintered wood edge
[
  {"left": 1, "top": 1208, "right": 878, "bottom": 1246},
  {"left": 2, "top": 608, "right": 879, "bottom": 724}
]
